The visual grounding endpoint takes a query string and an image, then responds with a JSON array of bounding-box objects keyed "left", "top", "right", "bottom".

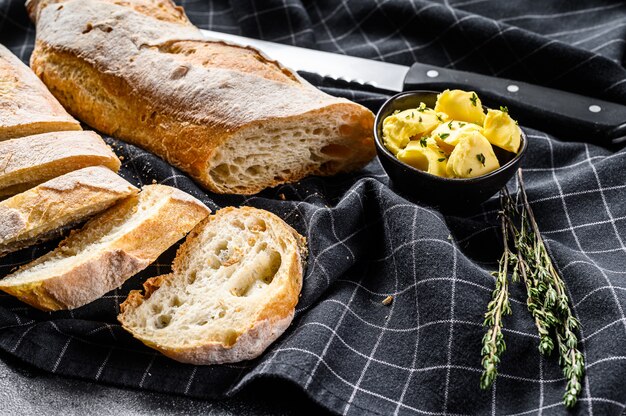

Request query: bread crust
[
  {"left": 0, "top": 43, "right": 80, "bottom": 139},
  {"left": 26, "top": 0, "right": 189, "bottom": 24},
  {"left": 28, "top": 0, "right": 375, "bottom": 194},
  {"left": 118, "top": 206, "right": 308, "bottom": 364},
  {"left": 0, "top": 166, "right": 137, "bottom": 256},
  {"left": 6, "top": 249, "right": 149, "bottom": 311},
  {"left": 0, "top": 130, "right": 121, "bottom": 198},
  {"left": 144, "top": 312, "right": 295, "bottom": 365},
  {"left": 0, "top": 184, "right": 210, "bottom": 311}
]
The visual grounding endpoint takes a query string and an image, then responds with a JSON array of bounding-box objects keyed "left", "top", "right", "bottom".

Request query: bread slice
[
  {"left": 0, "top": 166, "right": 137, "bottom": 257},
  {"left": 0, "top": 130, "right": 120, "bottom": 198},
  {"left": 27, "top": 0, "right": 375, "bottom": 194},
  {"left": 0, "top": 184, "right": 210, "bottom": 311},
  {"left": 0, "top": 44, "right": 80, "bottom": 140},
  {"left": 118, "top": 206, "right": 307, "bottom": 364}
]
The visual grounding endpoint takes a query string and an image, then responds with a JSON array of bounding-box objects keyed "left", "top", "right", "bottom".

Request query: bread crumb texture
[
  {"left": 0, "top": 184, "right": 210, "bottom": 311},
  {"left": 0, "top": 166, "right": 137, "bottom": 256},
  {"left": 119, "top": 206, "right": 308, "bottom": 364}
]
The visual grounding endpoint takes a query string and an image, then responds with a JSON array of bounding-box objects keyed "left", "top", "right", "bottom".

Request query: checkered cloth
[{"left": 1, "top": 0, "right": 626, "bottom": 414}]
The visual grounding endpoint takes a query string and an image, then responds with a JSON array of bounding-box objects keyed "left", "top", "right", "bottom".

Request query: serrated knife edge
[{"left": 200, "top": 29, "right": 407, "bottom": 91}]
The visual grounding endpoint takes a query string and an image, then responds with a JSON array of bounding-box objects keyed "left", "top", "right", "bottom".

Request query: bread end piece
[{"left": 118, "top": 206, "right": 307, "bottom": 364}]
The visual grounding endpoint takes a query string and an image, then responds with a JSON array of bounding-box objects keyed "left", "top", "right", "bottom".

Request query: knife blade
[
  {"left": 201, "top": 29, "right": 408, "bottom": 91},
  {"left": 201, "top": 29, "right": 626, "bottom": 146}
]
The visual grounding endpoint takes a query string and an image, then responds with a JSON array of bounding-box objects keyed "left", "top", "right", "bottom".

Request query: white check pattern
[{"left": 1, "top": 0, "right": 626, "bottom": 415}]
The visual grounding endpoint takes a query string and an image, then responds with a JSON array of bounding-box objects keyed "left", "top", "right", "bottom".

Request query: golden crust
[
  {"left": 0, "top": 130, "right": 121, "bottom": 198},
  {"left": 2, "top": 249, "right": 149, "bottom": 311},
  {"left": 0, "top": 185, "right": 210, "bottom": 311},
  {"left": 29, "top": 0, "right": 375, "bottom": 194},
  {"left": 0, "top": 166, "right": 137, "bottom": 256},
  {"left": 0, "top": 44, "right": 80, "bottom": 140},
  {"left": 142, "top": 313, "right": 295, "bottom": 365},
  {"left": 27, "top": 0, "right": 190, "bottom": 24}
]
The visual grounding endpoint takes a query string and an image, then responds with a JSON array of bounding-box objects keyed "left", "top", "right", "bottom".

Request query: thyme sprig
[
  {"left": 504, "top": 188, "right": 554, "bottom": 356},
  {"left": 480, "top": 170, "right": 584, "bottom": 408},
  {"left": 517, "top": 171, "right": 584, "bottom": 407},
  {"left": 480, "top": 192, "right": 514, "bottom": 389}
]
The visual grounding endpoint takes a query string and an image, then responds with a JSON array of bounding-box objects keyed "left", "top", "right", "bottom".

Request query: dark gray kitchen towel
[{"left": 1, "top": 0, "right": 626, "bottom": 414}]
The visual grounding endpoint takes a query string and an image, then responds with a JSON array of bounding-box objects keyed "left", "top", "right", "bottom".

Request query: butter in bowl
[{"left": 374, "top": 89, "right": 527, "bottom": 209}]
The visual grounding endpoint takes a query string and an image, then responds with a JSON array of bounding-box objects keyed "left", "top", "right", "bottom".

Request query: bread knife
[{"left": 201, "top": 29, "right": 626, "bottom": 146}]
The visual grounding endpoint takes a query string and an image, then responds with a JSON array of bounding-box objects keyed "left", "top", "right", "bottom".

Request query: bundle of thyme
[{"left": 480, "top": 170, "right": 584, "bottom": 408}]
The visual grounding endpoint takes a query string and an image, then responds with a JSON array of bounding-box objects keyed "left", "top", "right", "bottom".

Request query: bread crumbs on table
[
  {"left": 382, "top": 295, "right": 393, "bottom": 306},
  {"left": 151, "top": 179, "right": 157, "bottom": 184},
  {"left": 119, "top": 155, "right": 125, "bottom": 161},
  {"left": 279, "top": 193, "right": 286, "bottom": 200}
]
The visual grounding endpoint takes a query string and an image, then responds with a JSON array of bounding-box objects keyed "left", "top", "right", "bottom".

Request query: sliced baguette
[
  {"left": 0, "top": 130, "right": 120, "bottom": 198},
  {"left": 0, "top": 166, "right": 137, "bottom": 256},
  {"left": 118, "top": 206, "right": 307, "bottom": 364},
  {"left": 0, "top": 184, "right": 210, "bottom": 311},
  {"left": 0, "top": 44, "right": 80, "bottom": 139},
  {"left": 28, "top": 0, "right": 375, "bottom": 194}
]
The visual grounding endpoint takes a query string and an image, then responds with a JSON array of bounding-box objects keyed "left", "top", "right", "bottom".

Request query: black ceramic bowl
[{"left": 374, "top": 90, "right": 527, "bottom": 209}]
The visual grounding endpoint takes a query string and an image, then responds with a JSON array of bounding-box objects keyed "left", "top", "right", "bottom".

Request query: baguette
[
  {"left": 0, "top": 43, "right": 80, "bottom": 139},
  {"left": 27, "top": 0, "right": 376, "bottom": 194},
  {"left": 0, "top": 130, "right": 120, "bottom": 198},
  {"left": 0, "top": 184, "right": 210, "bottom": 311},
  {"left": 118, "top": 206, "right": 307, "bottom": 364},
  {"left": 0, "top": 166, "right": 137, "bottom": 256}
]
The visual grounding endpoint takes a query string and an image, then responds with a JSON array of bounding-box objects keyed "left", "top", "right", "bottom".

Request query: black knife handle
[{"left": 404, "top": 63, "right": 626, "bottom": 146}]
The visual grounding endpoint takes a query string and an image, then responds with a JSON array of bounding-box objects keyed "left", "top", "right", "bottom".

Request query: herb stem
[
  {"left": 480, "top": 169, "right": 584, "bottom": 408},
  {"left": 480, "top": 194, "right": 512, "bottom": 389},
  {"left": 516, "top": 169, "right": 584, "bottom": 407}
]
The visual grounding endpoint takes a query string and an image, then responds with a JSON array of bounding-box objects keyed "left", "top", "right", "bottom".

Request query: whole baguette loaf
[
  {"left": 0, "top": 184, "right": 210, "bottom": 311},
  {"left": 0, "top": 130, "right": 120, "bottom": 198},
  {"left": 0, "top": 166, "right": 137, "bottom": 257},
  {"left": 27, "top": 0, "right": 376, "bottom": 194},
  {"left": 118, "top": 206, "right": 307, "bottom": 364},
  {"left": 0, "top": 43, "right": 80, "bottom": 139}
]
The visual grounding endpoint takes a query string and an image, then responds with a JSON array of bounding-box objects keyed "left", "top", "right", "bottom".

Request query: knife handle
[{"left": 404, "top": 63, "right": 626, "bottom": 146}]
